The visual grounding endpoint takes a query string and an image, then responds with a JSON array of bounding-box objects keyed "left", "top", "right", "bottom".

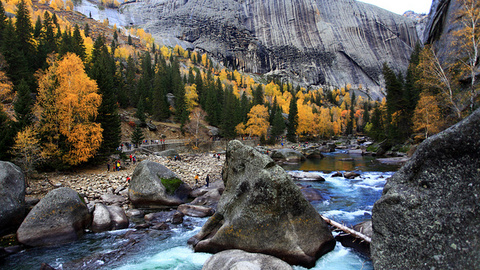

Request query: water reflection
[{"left": 281, "top": 152, "right": 400, "bottom": 172}]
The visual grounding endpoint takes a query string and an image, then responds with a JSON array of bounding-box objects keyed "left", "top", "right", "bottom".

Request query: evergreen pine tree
[
  {"left": 287, "top": 91, "right": 298, "bottom": 142},
  {"left": 271, "top": 106, "right": 286, "bottom": 138},
  {"left": 72, "top": 25, "right": 86, "bottom": 61},
  {"left": 240, "top": 92, "right": 251, "bottom": 123},
  {"left": 0, "top": 1, "right": 7, "bottom": 35},
  {"left": 131, "top": 125, "right": 144, "bottom": 148},
  {"left": 34, "top": 16, "right": 42, "bottom": 39},
  {"left": 152, "top": 65, "right": 171, "bottom": 120},
  {"left": 128, "top": 34, "right": 133, "bottom": 45},
  {"left": 253, "top": 84, "right": 264, "bottom": 105},
  {"left": 0, "top": 105, "right": 14, "bottom": 160},
  {"left": 84, "top": 23, "right": 90, "bottom": 37},
  {"left": 221, "top": 86, "right": 241, "bottom": 138},
  {"left": 13, "top": 79, "right": 33, "bottom": 130},
  {"left": 15, "top": 0, "right": 34, "bottom": 59},
  {"left": 136, "top": 98, "right": 147, "bottom": 125},
  {"left": 89, "top": 36, "right": 121, "bottom": 157},
  {"left": 59, "top": 29, "right": 73, "bottom": 58},
  {"left": 346, "top": 91, "right": 356, "bottom": 135},
  {"left": 1, "top": 21, "right": 31, "bottom": 87}
]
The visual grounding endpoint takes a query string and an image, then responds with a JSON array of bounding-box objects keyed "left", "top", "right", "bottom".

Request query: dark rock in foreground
[
  {"left": 17, "top": 187, "right": 91, "bottom": 247},
  {"left": 202, "top": 249, "right": 293, "bottom": 270},
  {"left": 372, "top": 109, "right": 480, "bottom": 269},
  {"left": 189, "top": 140, "right": 334, "bottom": 268},
  {"left": 0, "top": 161, "right": 26, "bottom": 236},
  {"left": 128, "top": 160, "right": 191, "bottom": 207}
]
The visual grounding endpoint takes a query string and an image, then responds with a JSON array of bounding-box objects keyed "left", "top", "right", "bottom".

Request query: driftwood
[{"left": 321, "top": 215, "right": 371, "bottom": 243}]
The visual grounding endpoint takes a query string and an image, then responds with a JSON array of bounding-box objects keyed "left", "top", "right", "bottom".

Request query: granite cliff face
[
  {"left": 121, "top": 0, "right": 419, "bottom": 99},
  {"left": 423, "top": 0, "right": 461, "bottom": 61}
]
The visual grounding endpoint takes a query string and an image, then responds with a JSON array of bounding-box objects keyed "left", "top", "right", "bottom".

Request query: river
[{"left": 1, "top": 151, "right": 399, "bottom": 270}]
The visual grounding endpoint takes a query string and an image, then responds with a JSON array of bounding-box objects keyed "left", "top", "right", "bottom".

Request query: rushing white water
[{"left": 2, "top": 154, "right": 397, "bottom": 270}]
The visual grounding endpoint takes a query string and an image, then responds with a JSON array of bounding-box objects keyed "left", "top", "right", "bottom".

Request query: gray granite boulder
[
  {"left": 270, "top": 148, "right": 306, "bottom": 163},
  {"left": 177, "top": 204, "right": 214, "bottom": 217},
  {"left": 128, "top": 160, "right": 191, "bottom": 207},
  {"left": 91, "top": 203, "right": 111, "bottom": 233},
  {"left": 17, "top": 187, "right": 90, "bottom": 246},
  {"left": 189, "top": 140, "right": 334, "bottom": 268},
  {"left": 0, "top": 161, "right": 26, "bottom": 235},
  {"left": 107, "top": 205, "right": 128, "bottom": 230},
  {"left": 372, "top": 109, "right": 480, "bottom": 269},
  {"left": 202, "top": 249, "right": 293, "bottom": 270}
]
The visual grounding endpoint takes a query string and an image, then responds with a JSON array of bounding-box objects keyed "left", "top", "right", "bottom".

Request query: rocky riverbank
[{"left": 25, "top": 153, "right": 225, "bottom": 209}]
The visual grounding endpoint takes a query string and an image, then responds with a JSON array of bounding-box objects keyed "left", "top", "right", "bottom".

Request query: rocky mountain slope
[{"left": 118, "top": 0, "right": 419, "bottom": 99}]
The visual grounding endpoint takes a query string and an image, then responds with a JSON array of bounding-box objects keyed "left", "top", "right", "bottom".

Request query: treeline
[{"left": 0, "top": 0, "right": 478, "bottom": 173}]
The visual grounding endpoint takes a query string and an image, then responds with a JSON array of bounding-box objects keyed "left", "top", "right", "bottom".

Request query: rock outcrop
[
  {"left": 17, "top": 187, "right": 91, "bottom": 247},
  {"left": 202, "top": 249, "right": 294, "bottom": 270},
  {"left": 128, "top": 160, "right": 191, "bottom": 207},
  {"left": 371, "top": 109, "right": 480, "bottom": 269},
  {"left": 120, "top": 0, "right": 418, "bottom": 98},
  {"left": 270, "top": 148, "right": 306, "bottom": 163},
  {"left": 0, "top": 161, "right": 26, "bottom": 235},
  {"left": 188, "top": 140, "right": 335, "bottom": 268},
  {"left": 91, "top": 203, "right": 129, "bottom": 232}
]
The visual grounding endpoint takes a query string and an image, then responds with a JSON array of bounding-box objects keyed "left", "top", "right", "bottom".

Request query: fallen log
[{"left": 321, "top": 215, "right": 371, "bottom": 243}]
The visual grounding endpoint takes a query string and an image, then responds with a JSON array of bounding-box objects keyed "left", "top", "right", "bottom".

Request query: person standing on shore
[
  {"left": 195, "top": 174, "right": 199, "bottom": 185},
  {"left": 205, "top": 174, "right": 210, "bottom": 187},
  {"left": 107, "top": 163, "right": 110, "bottom": 172}
]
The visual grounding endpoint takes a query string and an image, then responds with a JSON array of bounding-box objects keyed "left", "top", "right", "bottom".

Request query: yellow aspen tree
[
  {"left": 160, "top": 46, "right": 171, "bottom": 59},
  {"left": 296, "top": 102, "right": 315, "bottom": 136},
  {"left": 245, "top": 105, "right": 269, "bottom": 137},
  {"left": 201, "top": 53, "right": 209, "bottom": 67},
  {"left": 235, "top": 122, "right": 246, "bottom": 136},
  {"left": 413, "top": 93, "right": 443, "bottom": 140},
  {"left": 318, "top": 107, "right": 333, "bottom": 138},
  {"left": 10, "top": 126, "right": 42, "bottom": 181},
  {"left": 35, "top": 53, "right": 103, "bottom": 166},
  {"left": 185, "top": 84, "right": 198, "bottom": 111}
]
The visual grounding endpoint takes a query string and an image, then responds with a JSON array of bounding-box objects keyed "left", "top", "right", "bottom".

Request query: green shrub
[{"left": 160, "top": 177, "right": 183, "bottom": 195}]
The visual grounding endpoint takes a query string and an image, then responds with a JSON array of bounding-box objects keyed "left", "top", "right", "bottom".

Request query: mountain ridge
[{"left": 113, "top": 0, "right": 419, "bottom": 99}]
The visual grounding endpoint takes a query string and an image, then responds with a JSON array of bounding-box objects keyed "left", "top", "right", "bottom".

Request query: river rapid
[{"left": 1, "top": 151, "right": 399, "bottom": 270}]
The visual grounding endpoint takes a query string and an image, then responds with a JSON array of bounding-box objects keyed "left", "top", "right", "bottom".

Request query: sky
[{"left": 358, "top": 0, "right": 433, "bottom": 15}]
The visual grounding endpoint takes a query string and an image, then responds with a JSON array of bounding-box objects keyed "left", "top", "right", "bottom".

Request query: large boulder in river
[
  {"left": 0, "top": 161, "right": 26, "bottom": 235},
  {"left": 270, "top": 148, "right": 306, "bottom": 163},
  {"left": 203, "top": 249, "right": 293, "bottom": 270},
  {"left": 128, "top": 160, "right": 191, "bottom": 207},
  {"left": 189, "top": 140, "right": 335, "bottom": 268},
  {"left": 17, "top": 187, "right": 90, "bottom": 247},
  {"left": 372, "top": 109, "right": 480, "bottom": 269}
]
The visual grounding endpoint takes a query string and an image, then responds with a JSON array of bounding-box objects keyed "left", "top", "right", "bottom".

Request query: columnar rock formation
[
  {"left": 371, "top": 109, "right": 480, "bottom": 269},
  {"left": 188, "top": 140, "right": 335, "bottom": 268},
  {"left": 121, "top": 0, "right": 419, "bottom": 98}
]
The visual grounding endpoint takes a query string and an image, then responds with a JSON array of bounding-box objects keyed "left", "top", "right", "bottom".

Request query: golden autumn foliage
[
  {"left": 0, "top": 57, "right": 14, "bottom": 105},
  {"left": 413, "top": 93, "right": 443, "bottom": 139},
  {"left": 10, "top": 126, "right": 42, "bottom": 179},
  {"left": 297, "top": 101, "right": 317, "bottom": 135},
  {"left": 244, "top": 105, "right": 269, "bottom": 137},
  {"left": 185, "top": 84, "right": 198, "bottom": 111},
  {"left": 35, "top": 53, "right": 103, "bottom": 165}
]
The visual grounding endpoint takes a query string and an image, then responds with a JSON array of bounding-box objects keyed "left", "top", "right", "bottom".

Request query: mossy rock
[{"left": 161, "top": 178, "right": 183, "bottom": 195}]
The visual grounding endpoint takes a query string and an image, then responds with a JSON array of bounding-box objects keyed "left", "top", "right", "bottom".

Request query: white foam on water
[
  {"left": 323, "top": 209, "right": 371, "bottom": 220},
  {"left": 115, "top": 246, "right": 211, "bottom": 270},
  {"left": 294, "top": 244, "right": 371, "bottom": 270}
]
